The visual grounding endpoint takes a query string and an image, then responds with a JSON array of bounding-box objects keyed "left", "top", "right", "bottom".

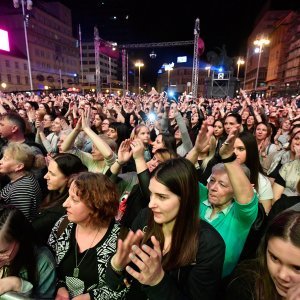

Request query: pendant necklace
[{"left": 73, "top": 227, "right": 100, "bottom": 278}]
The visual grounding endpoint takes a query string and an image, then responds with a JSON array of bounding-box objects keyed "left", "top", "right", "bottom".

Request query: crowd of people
[{"left": 0, "top": 88, "right": 299, "bottom": 299}]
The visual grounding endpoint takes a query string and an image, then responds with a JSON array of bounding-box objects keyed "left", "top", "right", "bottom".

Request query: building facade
[
  {"left": 244, "top": 8, "right": 300, "bottom": 96},
  {"left": 0, "top": 50, "right": 29, "bottom": 92},
  {"left": 81, "top": 41, "right": 120, "bottom": 93},
  {"left": 0, "top": 1, "right": 80, "bottom": 91}
]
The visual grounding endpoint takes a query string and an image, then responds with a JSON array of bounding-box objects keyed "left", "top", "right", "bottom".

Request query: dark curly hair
[{"left": 70, "top": 172, "right": 119, "bottom": 227}]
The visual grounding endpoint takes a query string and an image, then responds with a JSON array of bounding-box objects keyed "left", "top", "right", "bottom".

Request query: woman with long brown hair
[
  {"left": 32, "top": 153, "right": 87, "bottom": 244},
  {"left": 226, "top": 210, "right": 300, "bottom": 300},
  {"left": 106, "top": 158, "right": 225, "bottom": 300}
]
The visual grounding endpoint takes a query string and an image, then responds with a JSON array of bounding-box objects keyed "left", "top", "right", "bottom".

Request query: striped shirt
[{"left": 0, "top": 173, "right": 42, "bottom": 221}]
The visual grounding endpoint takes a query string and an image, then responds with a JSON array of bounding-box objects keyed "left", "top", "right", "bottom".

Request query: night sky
[
  {"left": 3, "top": 0, "right": 299, "bottom": 84},
  {"left": 63, "top": 0, "right": 267, "bottom": 73},
  {"left": 58, "top": 0, "right": 297, "bottom": 83}
]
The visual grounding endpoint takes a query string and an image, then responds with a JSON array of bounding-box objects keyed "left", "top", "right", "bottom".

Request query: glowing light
[
  {"left": 44, "top": 86, "right": 49, "bottom": 90},
  {"left": 148, "top": 112, "right": 156, "bottom": 122},
  {"left": 218, "top": 67, "right": 223, "bottom": 72},
  {"left": 1, "top": 82, "right": 7, "bottom": 89},
  {"left": 168, "top": 91, "right": 175, "bottom": 97},
  {"left": 0, "top": 29, "right": 10, "bottom": 52},
  {"left": 254, "top": 47, "right": 260, "bottom": 54}
]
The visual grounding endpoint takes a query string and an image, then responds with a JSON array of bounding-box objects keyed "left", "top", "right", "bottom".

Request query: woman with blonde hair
[{"left": 0, "top": 142, "right": 42, "bottom": 221}]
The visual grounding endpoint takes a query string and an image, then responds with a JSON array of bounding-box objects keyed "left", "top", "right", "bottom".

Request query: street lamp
[
  {"left": 236, "top": 58, "right": 245, "bottom": 80},
  {"left": 164, "top": 64, "right": 173, "bottom": 88},
  {"left": 205, "top": 65, "right": 211, "bottom": 77},
  {"left": 135, "top": 61, "right": 144, "bottom": 94},
  {"left": 1, "top": 83, "right": 7, "bottom": 90},
  {"left": 253, "top": 37, "right": 270, "bottom": 91},
  {"left": 13, "top": 0, "right": 33, "bottom": 91}
]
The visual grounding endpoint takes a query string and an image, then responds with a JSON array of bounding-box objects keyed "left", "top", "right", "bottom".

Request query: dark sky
[{"left": 58, "top": 0, "right": 298, "bottom": 83}]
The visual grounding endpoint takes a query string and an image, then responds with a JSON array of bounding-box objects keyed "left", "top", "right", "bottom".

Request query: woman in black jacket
[{"left": 106, "top": 158, "right": 225, "bottom": 300}]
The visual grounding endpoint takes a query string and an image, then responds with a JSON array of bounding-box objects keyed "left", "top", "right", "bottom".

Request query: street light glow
[
  {"left": 253, "top": 37, "right": 270, "bottom": 90},
  {"left": 236, "top": 57, "right": 245, "bottom": 80},
  {"left": 135, "top": 61, "right": 144, "bottom": 95}
]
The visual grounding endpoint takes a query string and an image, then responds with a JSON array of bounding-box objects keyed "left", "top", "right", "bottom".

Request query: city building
[
  {"left": 0, "top": 48, "right": 29, "bottom": 92},
  {"left": 81, "top": 41, "right": 121, "bottom": 94},
  {"left": 0, "top": 1, "right": 80, "bottom": 92},
  {"left": 244, "top": 4, "right": 300, "bottom": 97},
  {"left": 156, "top": 58, "right": 206, "bottom": 97}
]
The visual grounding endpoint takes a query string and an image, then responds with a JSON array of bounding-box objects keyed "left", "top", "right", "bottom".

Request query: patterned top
[{"left": 48, "top": 217, "right": 127, "bottom": 300}]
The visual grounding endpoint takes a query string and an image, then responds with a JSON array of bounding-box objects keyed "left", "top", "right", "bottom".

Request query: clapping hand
[
  {"left": 35, "top": 119, "right": 44, "bottom": 132},
  {"left": 81, "top": 108, "right": 91, "bottom": 130},
  {"left": 126, "top": 235, "right": 165, "bottom": 286},
  {"left": 111, "top": 230, "right": 144, "bottom": 271}
]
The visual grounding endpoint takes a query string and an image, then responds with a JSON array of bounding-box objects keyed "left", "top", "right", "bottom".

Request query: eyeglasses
[{"left": 102, "top": 122, "right": 109, "bottom": 125}]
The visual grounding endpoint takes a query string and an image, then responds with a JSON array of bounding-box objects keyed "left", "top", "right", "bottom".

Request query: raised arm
[
  {"left": 175, "top": 109, "right": 193, "bottom": 154},
  {"left": 81, "top": 108, "right": 114, "bottom": 159},
  {"left": 219, "top": 126, "right": 254, "bottom": 204},
  {"left": 186, "top": 121, "right": 213, "bottom": 164},
  {"left": 60, "top": 117, "right": 82, "bottom": 152}
]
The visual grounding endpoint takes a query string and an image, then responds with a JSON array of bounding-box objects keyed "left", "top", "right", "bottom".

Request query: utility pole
[
  {"left": 191, "top": 18, "right": 200, "bottom": 101},
  {"left": 94, "top": 26, "right": 101, "bottom": 94},
  {"left": 13, "top": 0, "right": 33, "bottom": 90}
]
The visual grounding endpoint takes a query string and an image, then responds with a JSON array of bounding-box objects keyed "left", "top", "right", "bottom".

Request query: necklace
[{"left": 73, "top": 227, "right": 100, "bottom": 278}]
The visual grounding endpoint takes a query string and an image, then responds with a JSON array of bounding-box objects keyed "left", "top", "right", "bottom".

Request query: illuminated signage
[
  {"left": 177, "top": 56, "right": 187, "bottom": 63},
  {"left": 0, "top": 29, "right": 10, "bottom": 52}
]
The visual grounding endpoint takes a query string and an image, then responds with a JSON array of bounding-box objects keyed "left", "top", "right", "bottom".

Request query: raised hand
[
  {"left": 126, "top": 235, "right": 164, "bottom": 286},
  {"left": 81, "top": 108, "right": 91, "bottom": 130},
  {"left": 194, "top": 121, "right": 214, "bottom": 154},
  {"left": 74, "top": 116, "right": 83, "bottom": 132},
  {"left": 219, "top": 124, "right": 239, "bottom": 159},
  {"left": 131, "top": 138, "right": 145, "bottom": 160},
  {"left": 36, "top": 119, "right": 44, "bottom": 132},
  {"left": 118, "top": 139, "right": 133, "bottom": 164}
]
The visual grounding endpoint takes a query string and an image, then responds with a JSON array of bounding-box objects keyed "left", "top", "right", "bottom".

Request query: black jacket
[{"left": 106, "top": 208, "right": 225, "bottom": 300}]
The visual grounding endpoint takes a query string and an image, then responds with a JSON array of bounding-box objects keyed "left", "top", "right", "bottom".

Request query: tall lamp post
[
  {"left": 253, "top": 37, "right": 270, "bottom": 91},
  {"left": 135, "top": 61, "right": 144, "bottom": 95},
  {"left": 205, "top": 65, "right": 211, "bottom": 77},
  {"left": 13, "top": 0, "right": 33, "bottom": 90},
  {"left": 165, "top": 65, "right": 173, "bottom": 88},
  {"left": 236, "top": 58, "right": 245, "bottom": 80}
]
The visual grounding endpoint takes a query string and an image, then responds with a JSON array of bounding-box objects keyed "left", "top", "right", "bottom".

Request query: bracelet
[
  {"left": 220, "top": 153, "right": 237, "bottom": 163},
  {"left": 116, "top": 159, "right": 125, "bottom": 166},
  {"left": 110, "top": 258, "right": 124, "bottom": 274}
]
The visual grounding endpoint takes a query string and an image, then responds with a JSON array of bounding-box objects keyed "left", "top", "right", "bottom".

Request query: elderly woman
[
  {"left": 189, "top": 121, "right": 259, "bottom": 277},
  {"left": 48, "top": 172, "right": 127, "bottom": 300},
  {"left": 0, "top": 143, "right": 42, "bottom": 221}
]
